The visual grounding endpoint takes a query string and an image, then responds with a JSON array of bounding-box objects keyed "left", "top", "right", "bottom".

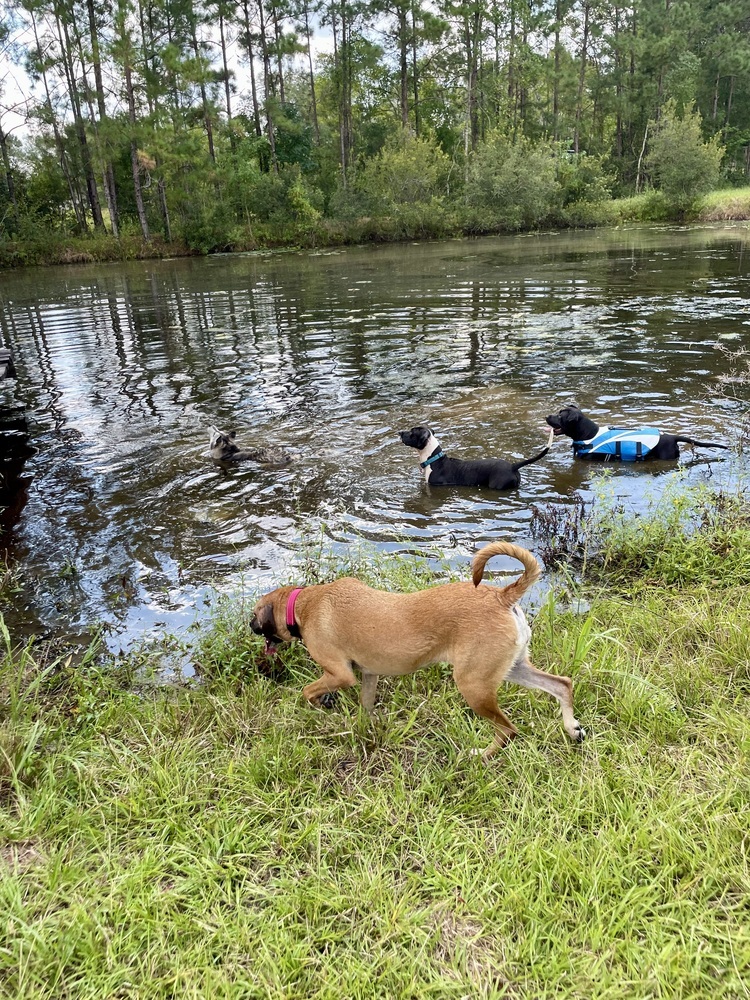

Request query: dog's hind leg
[
  {"left": 452, "top": 668, "right": 519, "bottom": 760},
  {"left": 360, "top": 670, "right": 379, "bottom": 712},
  {"left": 506, "top": 657, "right": 586, "bottom": 742},
  {"left": 302, "top": 655, "right": 357, "bottom": 708}
]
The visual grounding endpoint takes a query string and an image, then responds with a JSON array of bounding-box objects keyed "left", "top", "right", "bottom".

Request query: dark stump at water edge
[{"left": 0, "top": 350, "right": 34, "bottom": 530}]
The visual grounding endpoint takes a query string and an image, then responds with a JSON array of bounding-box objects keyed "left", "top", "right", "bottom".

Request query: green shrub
[
  {"left": 326, "top": 184, "right": 375, "bottom": 221},
  {"left": 559, "top": 199, "right": 618, "bottom": 227},
  {"left": 611, "top": 191, "right": 673, "bottom": 222},
  {"left": 465, "top": 133, "right": 559, "bottom": 230},
  {"left": 355, "top": 133, "right": 450, "bottom": 212},
  {"left": 239, "top": 166, "right": 324, "bottom": 226},
  {"left": 556, "top": 151, "right": 612, "bottom": 206},
  {"left": 646, "top": 101, "right": 724, "bottom": 213}
]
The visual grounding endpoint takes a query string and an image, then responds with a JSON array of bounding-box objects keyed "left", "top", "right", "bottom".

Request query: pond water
[{"left": 1, "top": 223, "right": 749, "bottom": 651}]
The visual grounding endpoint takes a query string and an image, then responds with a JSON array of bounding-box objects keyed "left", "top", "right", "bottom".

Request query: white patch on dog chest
[{"left": 417, "top": 433, "right": 441, "bottom": 483}]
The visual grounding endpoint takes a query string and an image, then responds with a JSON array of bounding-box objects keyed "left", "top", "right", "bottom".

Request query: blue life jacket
[{"left": 573, "top": 426, "right": 661, "bottom": 461}]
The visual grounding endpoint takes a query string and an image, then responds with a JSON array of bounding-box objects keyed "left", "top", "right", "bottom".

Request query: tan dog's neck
[{"left": 418, "top": 433, "right": 442, "bottom": 482}]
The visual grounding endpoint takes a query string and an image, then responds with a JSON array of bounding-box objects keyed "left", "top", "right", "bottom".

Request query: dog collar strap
[
  {"left": 420, "top": 450, "right": 445, "bottom": 468},
  {"left": 286, "top": 587, "right": 304, "bottom": 637}
]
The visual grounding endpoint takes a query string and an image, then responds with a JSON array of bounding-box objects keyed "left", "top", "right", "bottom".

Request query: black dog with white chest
[
  {"left": 399, "top": 425, "right": 550, "bottom": 490},
  {"left": 545, "top": 404, "right": 729, "bottom": 461}
]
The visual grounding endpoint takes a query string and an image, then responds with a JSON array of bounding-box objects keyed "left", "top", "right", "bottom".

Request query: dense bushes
[
  {"left": 353, "top": 134, "right": 451, "bottom": 211},
  {"left": 646, "top": 101, "right": 725, "bottom": 213},
  {"left": 465, "top": 135, "right": 558, "bottom": 230},
  {"left": 0, "top": 102, "right": 740, "bottom": 265}
]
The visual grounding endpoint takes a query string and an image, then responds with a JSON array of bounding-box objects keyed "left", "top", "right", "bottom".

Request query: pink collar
[{"left": 285, "top": 587, "right": 304, "bottom": 637}]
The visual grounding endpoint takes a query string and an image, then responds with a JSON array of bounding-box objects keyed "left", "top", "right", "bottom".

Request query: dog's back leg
[
  {"left": 360, "top": 670, "right": 379, "bottom": 712},
  {"left": 506, "top": 657, "right": 586, "bottom": 742},
  {"left": 452, "top": 668, "right": 519, "bottom": 760}
]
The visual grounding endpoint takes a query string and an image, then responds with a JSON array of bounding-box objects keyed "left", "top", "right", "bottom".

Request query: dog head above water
[
  {"left": 545, "top": 404, "right": 589, "bottom": 439},
  {"left": 399, "top": 425, "right": 435, "bottom": 450},
  {"left": 209, "top": 427, "right": 241, "bottom": 461}
]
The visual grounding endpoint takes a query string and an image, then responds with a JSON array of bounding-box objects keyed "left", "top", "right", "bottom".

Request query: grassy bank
[
  {"left": 3, "top": 187, "right": 750, "bottom": 269},
  {"left": 1, "top": 485, "right": 749, "bottom": 997}
]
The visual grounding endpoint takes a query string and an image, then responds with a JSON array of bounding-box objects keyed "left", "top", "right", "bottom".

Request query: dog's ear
[{"left": 256, "top": 602, "right": 276, "bottom": 632}]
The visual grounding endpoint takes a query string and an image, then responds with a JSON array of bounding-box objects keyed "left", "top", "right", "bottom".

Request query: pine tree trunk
[
  {"left": 399, "top": 5, "right": 409, "bottom": 128},
  {"left": 85, "top": 0, "right": 120, "bottom": 235},
  {"left": 573, "top": 0, "right": 590, "bottom": 154},
  {"left": 712, "top": 70, "right": 721, "bottom": 119},
  {"left": 190, "top": 24, "right": 217, "bottom": 163},
  {"left": 139, "top": 0, "right": 174, "bottom": 240},
  {"left": 724, "top": 75, "right": 735, "bottom": 136},
  {"left": 508, "top": 0, "right": 517, "bottom": 136},
  {"left": 241, "top": 0, "right": 263, "bottom": 138},
  {"left": 30, "top": 10, "right": 87, "bottom": 233},
  {"left": 553, "top": 0, "right": 561, "bottom": 141},
  {"left": 411, "top": 0, "right": 420, "bottom": 135},
  {"left": 0, "top": 126, "right": 18, "bottom": 217},
  {"left": 465, "top": 8, "right": 481, "bottom": 151},
  {"left": 331, "top": 6, "right": 346, "bottom": 186},
  {"left": 614, "top": 4, "right": 623, "bottom": 160},
  {"left": 219, "top": 7, "right": 235, "bottom": 149},
  {"left": 123, "top": 53, "right": 150, "bottom": 241},
  {"left": 258, "top": 0, "right": 279, "bottom": 172},
  {"left": 304, "top": 5, "right": 320, "bottom": 143},
  {"left": 271, "top": 0, "right": 286, "bottom": 104},
  {"left": 55, "top": 7, "right": 105, "bottom": 229}
]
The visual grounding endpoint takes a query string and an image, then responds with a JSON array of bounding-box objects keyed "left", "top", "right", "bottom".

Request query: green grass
[
  {"left": 1, "top": 489, "right": 750, "bottom": 998},
  {"left": 580, "top": 479, "right": 750, "bottom": 590},
  {"left": 610, "top": 186, "right": 750, "bottom": 224},
  {"left": 698, "top": 186, "right": 750, "bottom": 221}
]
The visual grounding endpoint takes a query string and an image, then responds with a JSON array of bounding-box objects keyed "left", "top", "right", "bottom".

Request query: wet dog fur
[
  {"left": 209, "top": 427, "right": 293, "bottom": 465},
  {"left": 545, "top": 404, "right": 729, "bottom": 461},
  {"left": 250, "top": 541, "right": 585, "bottom": 759},
  {"left": 399, "top": 425, "right": 550, "bottom": 490}
]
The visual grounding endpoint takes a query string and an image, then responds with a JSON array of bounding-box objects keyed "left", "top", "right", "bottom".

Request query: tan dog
[{"left": 250, "top": 542, "right": 585, "bottom": 758}]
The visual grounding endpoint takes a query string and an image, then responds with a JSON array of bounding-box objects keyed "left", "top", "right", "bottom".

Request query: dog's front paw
[{"left": 569, "top": 723, "right": 586, "bottom": 742}]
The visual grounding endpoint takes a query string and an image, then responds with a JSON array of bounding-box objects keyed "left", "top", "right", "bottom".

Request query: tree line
[{"left": 0, "top": 0, "right": 747, "bottom": 254}]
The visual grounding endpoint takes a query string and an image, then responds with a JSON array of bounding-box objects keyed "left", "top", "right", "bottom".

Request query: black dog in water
[
  {"left": 399, "top": 425, "right": 551, "bottom": 490},
  {"left": 545, "top": 404, "right": 729, "bottom": 461}
]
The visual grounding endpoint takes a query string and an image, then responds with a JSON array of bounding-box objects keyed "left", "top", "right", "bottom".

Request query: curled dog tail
[
  {"left": 511, "top": 445, "right": 550, "bottom": 472},
  {"left": 674, "top": 436, "right": 729, "bottom": 450},
  {"left": 471, "top": 542, "right": 542, "bottom": 601}
]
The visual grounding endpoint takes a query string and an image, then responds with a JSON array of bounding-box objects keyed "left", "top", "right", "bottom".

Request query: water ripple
[{"left": 2, "top": 224, "right": 749, "bottom": 648}]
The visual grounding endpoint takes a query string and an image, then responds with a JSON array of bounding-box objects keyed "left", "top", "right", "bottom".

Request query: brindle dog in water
[{"left": 208, "top": 427, "right": 294, "bottom": 466}]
